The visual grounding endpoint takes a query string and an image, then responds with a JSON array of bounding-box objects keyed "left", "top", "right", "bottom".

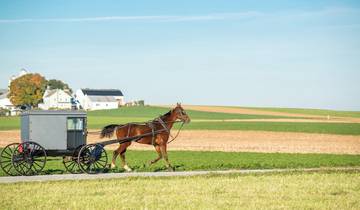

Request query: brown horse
[{"left": 99, "top": 103, "right": 190, "bottom": 172}]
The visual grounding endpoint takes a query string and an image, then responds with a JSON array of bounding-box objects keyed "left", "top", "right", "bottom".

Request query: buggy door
[{"left": 67, "top": 117, "right": 86, "bottom": 150}]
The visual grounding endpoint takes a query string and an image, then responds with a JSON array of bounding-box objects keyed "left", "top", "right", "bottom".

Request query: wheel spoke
[
  {"left": 4, "top": 166, "right": 13, "bottom": 174},
  {"left": 96, "top": 158, "right": 106, "bottom": 167},
  {"left": 2, "top": 162, "right": 12, "bottom": 169},
  {"left": 1, "top": 155, "right": 11, "bottom": 159},
  {"left": 3, "top": 149, "right": 12, "bottom": 157},
  {"left": 69, "top": 162, "right": 77, "bottom": 172},
  {"left": 93, "top": 161, "right": 101, "bottom": 169},
  {"left": 97, "top": 159, "right": 107, "bottom": 163},
  {"left": 32, "top": 161, "right": 42, "bottom": 169}
]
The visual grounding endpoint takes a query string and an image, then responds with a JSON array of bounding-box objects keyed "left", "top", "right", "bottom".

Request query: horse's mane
[{"left": 164, "top": 110, "right": 172, "bottom": 116}]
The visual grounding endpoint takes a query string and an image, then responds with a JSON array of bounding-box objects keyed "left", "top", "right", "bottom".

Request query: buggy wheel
[
  {"left": 63, "top": 145, "right": 83, "bottom": 174},
  {"left": 12, "top": 142, "right": 47, "bottom": 176},
  {"left": 0, "top": 143, "right": 20, "bottom": 176},
  {"left": 77, "top": 144, "right": 108, "bottom": 174}
]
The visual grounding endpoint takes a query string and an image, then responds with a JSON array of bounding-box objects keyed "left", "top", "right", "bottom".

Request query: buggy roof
[{"left": 21, "top": 110, "right": 86, "bottom": 116}]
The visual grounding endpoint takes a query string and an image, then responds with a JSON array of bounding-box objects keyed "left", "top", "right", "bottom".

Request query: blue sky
[{"left": 0, "top": 0, "right": 359, "bottom": 110}]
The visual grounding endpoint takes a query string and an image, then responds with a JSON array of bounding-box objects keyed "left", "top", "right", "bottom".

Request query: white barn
[
  {"left": 75, "top": 89, "right": 124, "bottom": 110},
  {"left": 38, "top": 89, "right": 72, "bottom": 110}
]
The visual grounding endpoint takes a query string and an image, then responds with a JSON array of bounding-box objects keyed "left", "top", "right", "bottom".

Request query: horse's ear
[{"left": 177, "top": 102, "right": 181, "bottom": 107}]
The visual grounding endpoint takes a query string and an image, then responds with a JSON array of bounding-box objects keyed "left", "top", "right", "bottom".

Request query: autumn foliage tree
[
  {"left": 47, "top": 79, "right": 72, "bottom": 93},
  {"left": 8, "top": 73, "right": 47, "bottom": 108}
]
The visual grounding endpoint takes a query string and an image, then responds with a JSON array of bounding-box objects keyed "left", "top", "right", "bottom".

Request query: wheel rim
[
  {"left": 12, "top": 142, "right": 47, "bottom": 176},
  {"left": 0, "top": 143, "right": 19, "bottom": 176},
  {"left": 63, "top": 145, "right": 83, "bottom": 174},
  {"left": 63, "top": 156, "right": 80, "bottom": 174},
  {"left": 78, "top": 144, "right": 108, "bottom": 174}
]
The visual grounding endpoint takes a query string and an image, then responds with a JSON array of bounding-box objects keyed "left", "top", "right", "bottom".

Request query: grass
[
  {"left": 0, "top": 116, "right": 19, "bottom": 130},
  {"left": 1, "top": 150, "right": 359, "bottom": 176},
  {"left": 0, "top": 171, "right": 359, "bottom": 209},
  {"left": 0, "top": 106, "right": 297, "bottom": 130},
  {"left": 1, "top": 106, "right": 359, "bottom": 135},
  {"left": 180, "top": 121, "right": 360, "bottom": 135}
]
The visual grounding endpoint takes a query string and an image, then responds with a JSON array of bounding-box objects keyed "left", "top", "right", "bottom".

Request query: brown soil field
[
  {"left": 192, "top": 118, "right": 353, "bottom": 123},
  {"left": 1, "top": 130, "right": 359, "bottom": 154}
]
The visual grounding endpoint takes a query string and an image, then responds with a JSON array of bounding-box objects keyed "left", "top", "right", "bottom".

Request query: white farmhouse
[
  {"left": 38, "top": 88, "right": 73, "bottom": 110},
  {"left": 0, "top": 89, "right": 17, "bottom": 115},
  {"left": 75, "top": 89, "right": 124, "bottom": 110}
]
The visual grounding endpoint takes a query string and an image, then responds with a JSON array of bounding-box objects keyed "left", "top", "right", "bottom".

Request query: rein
[{"left": 167, "top": 121, "right": 185, "bottom": 144}]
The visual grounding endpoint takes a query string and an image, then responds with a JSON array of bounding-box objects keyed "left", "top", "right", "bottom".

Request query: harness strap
[
  {"left": 126, "top": 124, "right": 132, "bottom": 138},
  {"left": 146, "top": 122, "right": 157, "bottom": 146},
  {"left": 157, "top": 117, "right": 170, "bottom": 133}
]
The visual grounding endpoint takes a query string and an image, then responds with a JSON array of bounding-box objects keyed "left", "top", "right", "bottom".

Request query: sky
[{"left": 0, "top": 0, "right": 359, "bottom": 110}]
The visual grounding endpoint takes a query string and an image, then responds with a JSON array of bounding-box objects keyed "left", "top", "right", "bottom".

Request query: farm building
[
  {"left": 38, "top": 88, "right": 73, "bottom": 110},
  {"left": 0, "top": 89, "right": 16, "bottom": 115},
  {"left": 75, "top": 88, "right": 124, "bottom": 110}
]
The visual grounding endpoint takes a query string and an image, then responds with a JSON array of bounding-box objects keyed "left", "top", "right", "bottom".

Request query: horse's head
[{"left": 172, "top": 103, "right": 191, "bottom": 124}]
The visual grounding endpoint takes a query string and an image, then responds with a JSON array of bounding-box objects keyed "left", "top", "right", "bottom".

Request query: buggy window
[{"left": 67, "top": 118, "right": 84, "bottom": 131}]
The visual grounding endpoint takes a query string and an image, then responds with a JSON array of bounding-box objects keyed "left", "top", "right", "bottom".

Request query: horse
[{"left": 99, "top": 103, "right": 191, "bottom": 172}]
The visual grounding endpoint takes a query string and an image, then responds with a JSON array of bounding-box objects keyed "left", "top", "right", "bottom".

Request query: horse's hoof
[
  {"left": 110, "top": 163, "right": 116, "bottom": 169},
  {"left": 167, "top": 167, "right": 175, "bottom": 172},
  {"left": 124, "top": 165, "right": 132, "bottom": 172}
]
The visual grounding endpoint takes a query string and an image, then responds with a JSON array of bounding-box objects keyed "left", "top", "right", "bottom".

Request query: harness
[
  {"left": 144, "top": 112, "right": 186, "bottom": 146},
  {"left": 146, "top": 121, "right": 157, "bottom": 146},
  {"left": 92, "top": 108, "right": 188, "bottom": 146}
]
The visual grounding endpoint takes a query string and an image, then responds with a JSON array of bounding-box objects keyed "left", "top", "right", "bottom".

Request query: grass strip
[{"left": 1, "top": 150, "right": 359, "bottom": 176}]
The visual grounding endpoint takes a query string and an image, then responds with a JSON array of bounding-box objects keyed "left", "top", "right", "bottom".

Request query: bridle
[{"left": 155, "top": 108, "right": 189, "bottom": 144}]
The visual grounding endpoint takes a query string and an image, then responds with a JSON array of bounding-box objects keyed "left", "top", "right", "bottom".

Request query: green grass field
[
  {"left": 180, "top": 121, "right": 360, "bottom": 135},
  {"left": 1, "top": 150, "right": 359, "bottom": 176},
  {"left": 1, "top": 171, "right": 359, "bottom": 210},
  {"left": 0, "top": 116, "right": 19, "bottom": 130},
  {"left": 1, "top": 106, "right": 360, "bottom": 135},
  {"left": 0, "top": 106, "right": 297, "bottom": 130},
  {"left": 86, "top": 107, "right": 360, "bottom": 135}
]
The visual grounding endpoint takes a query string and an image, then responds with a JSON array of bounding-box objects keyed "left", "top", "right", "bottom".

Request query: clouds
[
  {"left": 0, "top": 11, "right": 263, "bottom": 23},
  {"left": 0, "top": 7, "right": 358, "bottom": 26}
]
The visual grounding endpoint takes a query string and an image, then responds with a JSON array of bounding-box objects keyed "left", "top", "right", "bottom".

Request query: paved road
[{"left": 0, "top": 167, "right": 359, "bottom": 184}]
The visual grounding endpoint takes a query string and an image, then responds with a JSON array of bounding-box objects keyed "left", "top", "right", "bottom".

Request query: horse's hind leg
[
  {"left": 119, "top": 142, "right": 132, "bottom": 172},
  {"left": 111, "top": 146, "right": 121, "bottom": 169}
]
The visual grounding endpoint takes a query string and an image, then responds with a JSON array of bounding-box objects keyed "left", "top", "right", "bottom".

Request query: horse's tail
[{"left": 100, "top": 124, "right": 119, "bottom": 138}]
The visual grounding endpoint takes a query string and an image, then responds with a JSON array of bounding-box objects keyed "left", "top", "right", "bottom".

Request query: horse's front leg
[
  {"left": 149, "top": 145, "right": 162, "bottom": 165},
  {"left": 159, "top": 144, "right": 174, "bottom": 171}
]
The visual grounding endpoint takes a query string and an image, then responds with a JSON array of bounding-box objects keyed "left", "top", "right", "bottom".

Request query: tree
[
  {"left": 8, "top": 73, "right": 47, "bottom": 107},
  {"left": 46, "top": 79, "right": 72, "bottom": 93}
]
